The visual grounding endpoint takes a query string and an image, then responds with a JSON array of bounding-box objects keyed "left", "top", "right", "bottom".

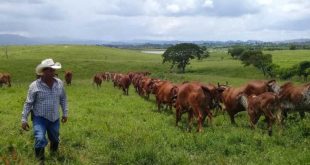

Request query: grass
[{"left": 0, "top": 45, "right": 309, "bottom": 164}]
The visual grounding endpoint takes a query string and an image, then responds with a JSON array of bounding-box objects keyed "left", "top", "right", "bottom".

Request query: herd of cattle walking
[
  {"left": 1, "top": 70, "right": 309, "bottom": 136},
  {"left": 93, "top": 71, "right": 310, "bottom": 136}
]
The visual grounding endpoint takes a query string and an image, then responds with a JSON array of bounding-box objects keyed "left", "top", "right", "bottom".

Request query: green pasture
[{"left": 0, "top": 45, "right": 309, "bottom": 164}]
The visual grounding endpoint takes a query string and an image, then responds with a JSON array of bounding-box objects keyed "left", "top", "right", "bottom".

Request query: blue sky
[{"left": 0, "top": 0, "right": 309, "bottom": 41}]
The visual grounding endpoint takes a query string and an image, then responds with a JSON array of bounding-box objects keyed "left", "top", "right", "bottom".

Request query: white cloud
[
  {"left": 203, "top": 0, "right": 213, "bottom": 8},
  {"left": 0, "top": 0, "right": 309, "bottom": 41}
]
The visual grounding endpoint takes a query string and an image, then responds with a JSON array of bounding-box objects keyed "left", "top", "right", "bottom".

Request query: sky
[{"left": 0, "top": 0, "right": 309, "bottom": 41}]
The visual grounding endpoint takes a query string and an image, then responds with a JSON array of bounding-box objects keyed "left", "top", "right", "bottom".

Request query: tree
[
  {"left": 162, "top": 43, "right": 208, "bottom": 73},
  {"left": 239, "top": 49, "right": 273, "bottom": 76},
  {"left": 227, "top": 46, "right": 246, "bottom": 59},
  {"left": 279, "top": 68, "right": 296, "bottom": 80},
  {"left": 297, "top": 61, "right": 310, "bottom": 81},
  {"left": 289, "top": 45, "right": 297, "bottom": 50},
  {"left": 265, "top": 63, "right": 280, "bottom": 78}
]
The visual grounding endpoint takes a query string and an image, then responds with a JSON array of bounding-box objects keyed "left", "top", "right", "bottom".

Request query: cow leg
[
  {"left": 175, "top": 107, "right": 181, "bottom": 127},
  {"left": 193, "top": 107, "right": 203, "bottom": 132},
  {"left": 202, "top": 108, "right": 212, "bottom": 126},
  {"left": 206, "top": 110, "right": 213, "bottom": 126},
  {"left": 267, "top": 117, "right": 273, "bottom": 136},
  {"left": 247, "top": 107, "right": 255, "bottom": 129},
  {"left": 187, "top": 110, "right": 194, "bottom": 132},
  {"left": 229, "top": 112, "right": 237, "bottom": 125},
  {"left": 157, "top": 101, "right": 161, "bottom": 112},
  {"left": 146, "top": 92, "right": 150, "bottom": 100}
]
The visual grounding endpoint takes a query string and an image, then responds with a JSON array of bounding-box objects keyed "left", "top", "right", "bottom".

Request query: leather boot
[
  {"left": 50, "top": 142, "right": 59, "bottom": 153},
  {"left": 35, "top": 147, "right": 45, "bottom": 162}
]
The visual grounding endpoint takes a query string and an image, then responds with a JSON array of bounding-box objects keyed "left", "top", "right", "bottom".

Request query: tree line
[
  {"left": 162, "top": 43, "right": 309, "bottom": 81},
  {"left": 228, "top": 46, "right": 310, "bottom": 81}
]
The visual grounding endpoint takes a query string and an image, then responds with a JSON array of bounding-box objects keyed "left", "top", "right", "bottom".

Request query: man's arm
[
  {"left": 60, "top": 86, "right": 68, "bottom": 118},
  {"left": 21, "top": 84, "right": 36, "bottom": 123}
]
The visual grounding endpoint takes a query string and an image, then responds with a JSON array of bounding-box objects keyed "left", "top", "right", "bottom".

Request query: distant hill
[{"left": 0, "top": 33, "right": 310, "bottom": 46}]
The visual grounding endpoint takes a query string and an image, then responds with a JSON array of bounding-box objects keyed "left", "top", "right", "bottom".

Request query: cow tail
[
  {"left": 239, "top": 94, "right": 248, "bottom": 110},
  {"left": 170, "top": 86, "right": 178, "bottom": 103}
]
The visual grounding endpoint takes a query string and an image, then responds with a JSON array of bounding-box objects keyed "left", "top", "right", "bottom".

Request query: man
[{"left": 21, "top": 58, "right": 68, "bottom": 161}]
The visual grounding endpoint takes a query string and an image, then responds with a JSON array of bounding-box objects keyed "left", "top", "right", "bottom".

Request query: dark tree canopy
[
  {"left": 238, "top": 49, "right": 274, "bottom": 77},
  {"left": 297, "top": 61, "right": 310, "bottom": 81},
  {"left": 227, "top": 46, "right": 246, "bottom": 58},
  {"left": 162, "top": 43, "right": 209, "bottom": 73}
]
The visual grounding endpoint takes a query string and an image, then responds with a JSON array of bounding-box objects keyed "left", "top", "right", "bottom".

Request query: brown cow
[
  {"left": 93, "top": 73, "right": 102, "bottom": 87},
  {"left": 118, "top": 75, "right": 131, "bottom": 95},
  {"left": 112, "top": 74, "right": 123, "bottom": 88},
  {"left": 132, "top": 74, "right": 144, "bottom": 93},
  {"left": 65, "top": 71, "right": 73, "bottom": 85},
  {"left": 245, "top": 92, "right": 279, "bottom": 136},
  {"left": 140, "top": 77, "right": 155, "bottom": 99},
  {"left": 155, "top": 81, "right": 178, "bottom": 111},
  {"left": 220, "top": 80, "right": 279, "bottom": 125},
  {"left": 175, "top": 82, "right": 213, "bottom": 132},
  {"left": 0, "top": 73, "right": 11, "bottom": 87},
  {"left": 278, "top": 82, "right": 310, "bottom": 120}
]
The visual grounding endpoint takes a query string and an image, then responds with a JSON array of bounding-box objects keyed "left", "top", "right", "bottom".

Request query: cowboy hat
[{"left": 36, "top": 58, "right": 62, "bottom": 75}]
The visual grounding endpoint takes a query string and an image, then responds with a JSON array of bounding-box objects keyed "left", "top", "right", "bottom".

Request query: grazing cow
[
  {"left": 155, "top": 81, "right": 178, "bottom": 111},
  {"left": 93, "top": 73, "right": 102, "bottom": 87},
  {"left": 245, "top": 92, "right": 279, "bottom": 136},
  {"left": 101, "top": 72, "right": 112, "bottom": 82},
  {"left": 175, "top": 82, "right": 213, "bottom": 132},
  {"left": 132, "top": 74, "right": 144, "bottom": 93},
  {"left": 278, "top": 82, "right": 310, "bottom": 120},
  {"left": 112, "top": 74, "right": 123, "bottom": 88},
  {"left": 0, "top": 73, "right": 11, "bottom": 87},
  {"left": 118, "top": 75, "right": 131, "bottom": 95},
  {"left": 140, "top": 77, "right": 155, "bottom": 99},
  {"left": 195, "top": 82, "right": 225, "bottom": 114},
  {"left": 65, "top": 71, "right": 73, "bottom": 85},
  {"left": 220, "top": 80, "right": 279, "bottom": 125}
]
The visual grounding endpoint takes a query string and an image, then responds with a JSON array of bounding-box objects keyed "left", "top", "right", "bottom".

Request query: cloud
[
  {"left": 0, "top": 0, "right": 309, "bottom": 41},
  {"left": 94, "top": 0, "right": 260, "bottom": 17},
  {"left": 0, "top": 1, "right": 66, "bottom": 20}
]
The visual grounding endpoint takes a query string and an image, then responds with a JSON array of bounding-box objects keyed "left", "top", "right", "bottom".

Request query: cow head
[
  {"left": 216, "top": 82, "right": 230, "bottom": 101},
  {"left": 267, "top": 80, "right": 280, "bottom": 94}
]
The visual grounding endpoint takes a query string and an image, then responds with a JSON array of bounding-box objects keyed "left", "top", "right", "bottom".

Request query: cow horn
[{"left": 226, "top": 81, "right": 228, "bottom": 85}]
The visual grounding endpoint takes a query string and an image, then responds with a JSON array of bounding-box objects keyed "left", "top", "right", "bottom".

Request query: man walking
[{"left": 21, "top": 58, "right": 68, "bottom": 162}]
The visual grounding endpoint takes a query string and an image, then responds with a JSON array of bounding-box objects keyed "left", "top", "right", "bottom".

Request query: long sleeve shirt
[{"left": 21, "top": 78, "right": 68, "bottom": 123}]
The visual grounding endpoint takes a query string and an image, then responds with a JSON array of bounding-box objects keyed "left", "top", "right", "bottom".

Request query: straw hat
[{"left": 35, "top": 58, "right": 61, "bottom": 75}]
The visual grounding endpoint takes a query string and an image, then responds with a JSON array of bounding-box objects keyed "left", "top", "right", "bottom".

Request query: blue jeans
[{"left": 33, "top": 116, "right": 60, "bottom": 149}]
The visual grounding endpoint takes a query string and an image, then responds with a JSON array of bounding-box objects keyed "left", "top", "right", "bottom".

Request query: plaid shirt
[{"left": 22, "top": 78, "right": 68, "bottom": 123}]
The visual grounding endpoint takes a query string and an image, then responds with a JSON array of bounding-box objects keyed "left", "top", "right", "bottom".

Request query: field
[{"left": 0, "top": 45, "right": 309, "bottom": 165}]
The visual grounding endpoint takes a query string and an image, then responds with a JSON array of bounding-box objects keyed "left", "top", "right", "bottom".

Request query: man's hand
[
  {"left": 22, "top": 122, "right": 30, "bottom": 131},
  {"left": 61, "top": 116, "right": 68, "bottom": 123}
]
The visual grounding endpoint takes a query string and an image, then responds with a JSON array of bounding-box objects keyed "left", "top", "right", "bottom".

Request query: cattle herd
[
  {"left": 0, "top": 70, "right": 309, "bottom": 136},
  {"left": 92, "top": 71, "right": 310, "bottom": 136}
]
